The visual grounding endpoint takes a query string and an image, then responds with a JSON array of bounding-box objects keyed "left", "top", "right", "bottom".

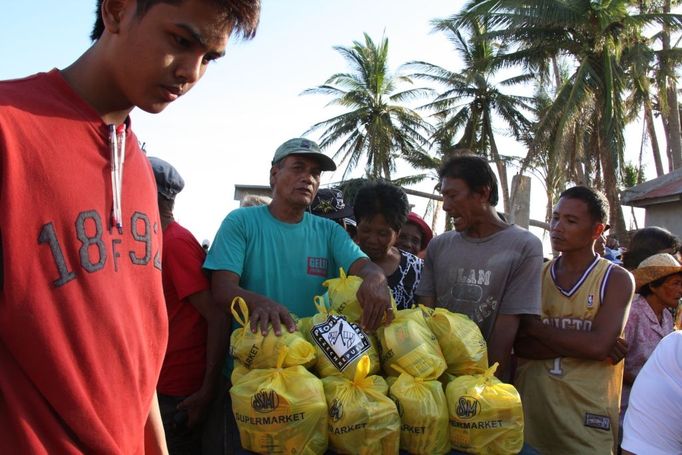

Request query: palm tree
[
  {"left": 302, "top": 33, "right": 433, "bottom": 181},
  {"left": 457, "top": 0, "right": 682, "bottom": 235},
  {"left": 622, "top": 32, "right": 665, "bottom": 176},
  {"left": 403, "top": 18, "right": 534, "bottom": 212}
]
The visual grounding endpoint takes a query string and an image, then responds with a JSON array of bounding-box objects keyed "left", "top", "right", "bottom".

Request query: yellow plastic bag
[
  {"left": 321, "top": 356, "right": 400, "bottom": 454},
  {"left": 308, "top": 296, "right": 381, "bottom": 379},
  {"left": 324, "top": 268, "right": 364, "bottom": 322},
  {"left": 230, "top": 297, "right": 316, "bottom": 369},
  {"left": 446, "top": 363, "right": 524, "bottom": 455},
  {"left": 388, "top": 371, "right": 450, "bottom": 455},
  {"left": 230, "top": 348, "right": 328, "bottom": 455},
  {"left": 296, "top": 315, "right": 314, "bottom": 344},
  {"left": 377, "top": 307, "right": 446, "bottom": 380},
  {"left": 421, "top": 306, "right": 488, "bottom": 376},
  {"left": 231, "top": 359, "right": 250, "bottom": 385}
]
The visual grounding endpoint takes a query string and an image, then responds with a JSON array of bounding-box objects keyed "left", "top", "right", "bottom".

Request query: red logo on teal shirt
[{"left": 307, "top": 257, "right": 328, "bottom": 276}]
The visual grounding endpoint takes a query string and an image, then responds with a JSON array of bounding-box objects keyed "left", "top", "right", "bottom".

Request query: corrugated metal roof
[{"left": 621, "top": 167, "right": 682, "bottom": 206}]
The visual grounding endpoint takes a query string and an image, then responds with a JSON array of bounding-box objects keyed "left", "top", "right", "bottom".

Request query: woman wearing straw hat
[{"left": 621, "top": 253, "right": 682, "bottom": 427}]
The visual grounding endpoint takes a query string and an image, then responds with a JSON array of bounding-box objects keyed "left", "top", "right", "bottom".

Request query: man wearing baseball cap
[
  {"left": 205, "top": 137, "right": 392, "bottom": 333},
  {"left": 205, "top": 139, "right": 392, "bottom": 450}
]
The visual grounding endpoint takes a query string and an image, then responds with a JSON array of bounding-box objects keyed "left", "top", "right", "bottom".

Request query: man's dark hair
[
  {"left": 438, "top": 155, "right": 499, "bottom": 206},
  {"left": 91, "top": 0, "right": 261, "bottom": 41},
  {"left": 559, "top": 186, "right": 609, "bottom": 225},
  {"left": 623, "top": 226, "right": 680, "bottom": 270},
  {"left": 353, "top": 181, "right": 409, "bottom": 232}
]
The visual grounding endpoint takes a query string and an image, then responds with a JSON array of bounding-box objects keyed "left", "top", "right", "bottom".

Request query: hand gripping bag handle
[{"left": 230, "top": 296, "right": 250, "bottom": 328}]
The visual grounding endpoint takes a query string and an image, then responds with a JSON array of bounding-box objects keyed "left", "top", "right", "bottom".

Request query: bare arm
[
  {"left": 623, "top": 367, "right": 637, "bottom": 385},
  {"left": 211, "top": 270, "right": 295, "bottom": 336},
  {"left": 514, "top": 314, "right": 561, "bottom": 359},
  {"left": 514, "top": 333, "right": 561, "bottom": 359},
  {"left": 176, "top": 289, "right": 228, "bottom": 428},
  {"left": 523, "top": 267, "right": 634, "bottom": 361},
  {"left": 348, "top": 258, "right": 393, "bottom": 331},
  {"left": 144, "top": 391, "right": 168, "bottom": 455},
  {"left": 487, "top": 314, "right": 521, "bottom": 380}
]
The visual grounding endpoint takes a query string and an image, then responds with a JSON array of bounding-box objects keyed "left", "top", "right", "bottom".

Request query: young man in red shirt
[{"left": 0, "top": 1, "right": 259, "bottom": 453}]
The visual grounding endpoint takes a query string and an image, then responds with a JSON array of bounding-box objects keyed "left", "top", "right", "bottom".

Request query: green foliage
[
  {"left": 621, "top": 162, "right": 645, "bottom": 189},
  {"left": 455, "top": 0, "right": 682, "bottom": 233},
  {"left": 302, "top": 34, "right": 434, "bottom": 181}
]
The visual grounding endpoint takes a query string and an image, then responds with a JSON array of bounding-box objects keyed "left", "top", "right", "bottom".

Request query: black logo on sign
[
  {"left": 329, "top": 399, "right": 343, "bottom": 422},
  {"left": 251, "top": 390, "right": 279, "bottom": 413},
  {"left": 456, "top": 396, "right": 480, "bottom": 420},
  {"left": 311, "top": 315, "right": 370, "bottom": 371}
]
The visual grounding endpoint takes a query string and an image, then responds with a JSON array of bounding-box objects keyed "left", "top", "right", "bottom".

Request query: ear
[
  {"left": 269, "top": 166, "right": 278, "bottom": 189},
  {"left": 101, "top": 0, "right": 130, "bottom": 34},
  {"left": 475, "top": 185, "right": 491, "bottom": 203},
  {"left": 593, "top": 222, "right": 606, "bottom": 240}
]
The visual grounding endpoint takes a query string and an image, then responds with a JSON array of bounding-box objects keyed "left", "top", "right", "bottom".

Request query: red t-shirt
[
  {"left": 0, "top": 70, "right": 168, "bottom": 453},
  {"left": 158, "top": 221, "right": 210, "bottom": 396}
]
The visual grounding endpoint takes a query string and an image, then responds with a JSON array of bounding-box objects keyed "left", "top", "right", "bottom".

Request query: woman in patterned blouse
[
  {"left": 621, "top": 253, "right": 682, "bottom": 428},
  {"left": 353, "top": 181, "right": 423, "bottom": 310}
]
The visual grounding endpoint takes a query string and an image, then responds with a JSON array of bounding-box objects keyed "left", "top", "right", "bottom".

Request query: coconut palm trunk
[
  {"left": 644, "top": 102, "right": 665, "bottom": 176},
  {"left": 662, "top": 0, "right": 682, "bottom": 169},
  {"left": 487, "top": 125, "right": 511, "bottom": 212}
]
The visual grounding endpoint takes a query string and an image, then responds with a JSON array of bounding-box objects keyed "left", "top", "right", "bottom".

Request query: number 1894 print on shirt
[{"left": 310, "top": 315, "right": 370, "bottom": 372}]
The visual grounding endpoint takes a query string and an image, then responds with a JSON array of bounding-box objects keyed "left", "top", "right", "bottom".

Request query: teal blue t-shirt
[{"left": 204, "top": 205, "right": 366, "bottom": 317}]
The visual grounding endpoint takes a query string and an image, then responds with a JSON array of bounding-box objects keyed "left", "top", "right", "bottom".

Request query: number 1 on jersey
[{"left": 549, "top": 357, "right": 563, "bottom": 375}]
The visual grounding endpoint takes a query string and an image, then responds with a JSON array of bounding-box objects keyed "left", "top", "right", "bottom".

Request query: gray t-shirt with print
[{"left": 416, "top": 224, "right": 543, "bottom": 341}]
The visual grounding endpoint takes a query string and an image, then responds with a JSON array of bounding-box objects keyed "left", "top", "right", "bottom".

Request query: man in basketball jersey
[{"left": 514, "top": 186, "right": 633, "bottom": 454}]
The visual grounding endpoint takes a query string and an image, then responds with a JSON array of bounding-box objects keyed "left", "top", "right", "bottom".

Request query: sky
[{"left": 1, "top": 1, "right": 658, "bottom": 253}]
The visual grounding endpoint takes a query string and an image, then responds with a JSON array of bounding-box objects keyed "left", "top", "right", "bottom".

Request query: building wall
[{"left": 644, "top": 202, "right": 682, "bottom": 238}]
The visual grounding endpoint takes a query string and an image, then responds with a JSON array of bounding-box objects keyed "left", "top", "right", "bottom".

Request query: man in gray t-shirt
[{"left": 416, "top": 154, "right": 542, "bottom": 380}]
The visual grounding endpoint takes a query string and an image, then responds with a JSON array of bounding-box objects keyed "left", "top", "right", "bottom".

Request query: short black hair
[
  {"left": 353, "top": 181, "right": 409, "bottom": 232},
  {"left": 559, "top": 186, "right": 609, "bottom": 225},
  {"left": 91, "top": 0, "right": 261, "bottom": 41},
  {"left": 623, "top": 226, "right": 680, "bottom": 270},
  {"left": 438, "top": 155, "right": 499, "bottom": 206}
]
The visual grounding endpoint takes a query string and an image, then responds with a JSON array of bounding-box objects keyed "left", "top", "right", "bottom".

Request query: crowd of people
[{"left": 1, "top": 1, "right": 681, "bottom": 454}]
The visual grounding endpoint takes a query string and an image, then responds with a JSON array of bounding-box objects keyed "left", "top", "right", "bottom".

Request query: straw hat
[{"left": 633, "top": 253, "right": 682, "bottom": 291}]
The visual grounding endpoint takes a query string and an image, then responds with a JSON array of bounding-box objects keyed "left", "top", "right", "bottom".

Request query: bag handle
[
  {"left": 353, "top": 355, "right": 371, "bottom": 384},
  {"left": 391, "top": 364, "right": 424, "bottom": 383},
  {"left": 230, "top": 297, "right": 250, "bottom": 328},
  {"left": 276, "top": 345, "right": 289, "bottom": 369},
  {"left": 322, "top": 267, "right": 349, "bottom": 289},
  {"left": 313, "top": 295, "right": 330, "bottom": 315},
  {"left": 484, "top": 362, "right": 499, "bottom": 382}
]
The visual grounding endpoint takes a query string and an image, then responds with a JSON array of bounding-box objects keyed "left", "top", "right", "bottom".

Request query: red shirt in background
[{"left": 158, "top": 221, "right": 210, "bottom": 396}]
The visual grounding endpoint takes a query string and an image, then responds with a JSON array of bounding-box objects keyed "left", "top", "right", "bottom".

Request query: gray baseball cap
[
  {"left": 271, "top": 138, "right": 336, "bottom": 171},
  {"left": 148, "top": 156, "right": 185, "bottom": 200}
]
